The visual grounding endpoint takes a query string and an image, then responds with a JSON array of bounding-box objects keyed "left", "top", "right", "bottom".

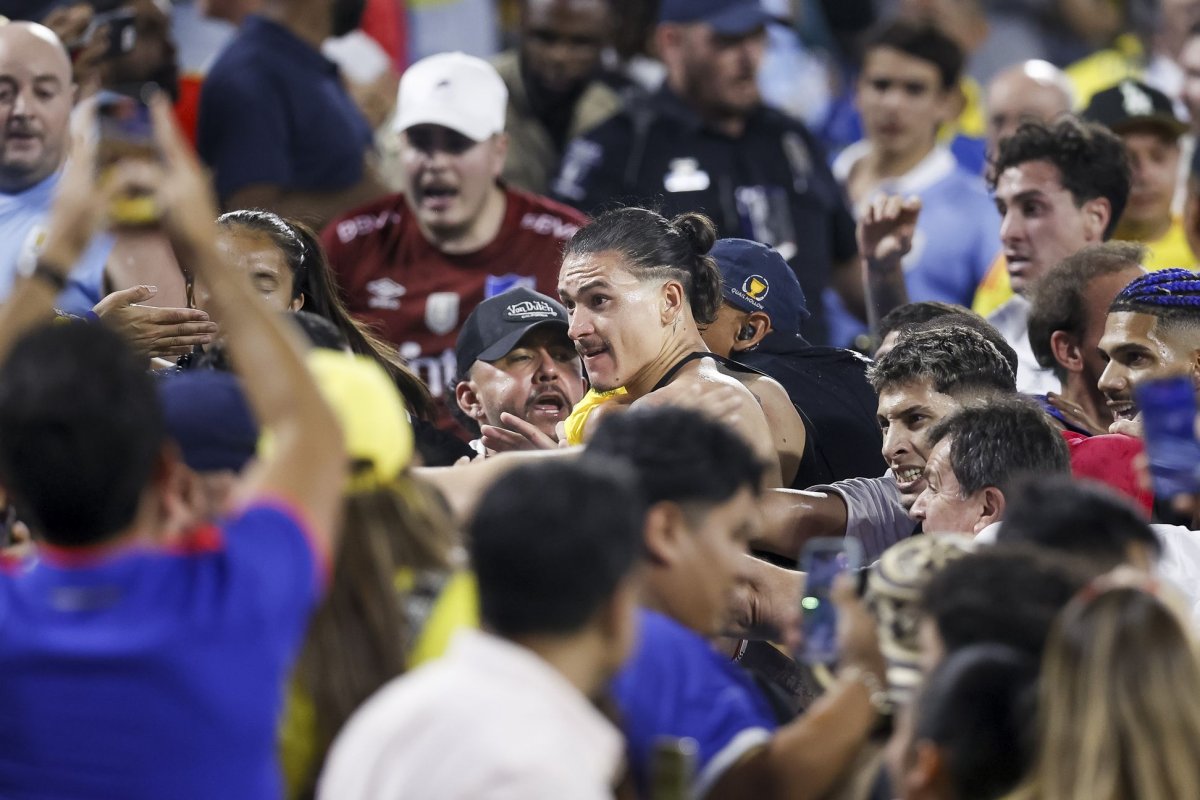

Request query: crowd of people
[{"left": 6, "top": 0, "right": 1200, "bottom": 798}]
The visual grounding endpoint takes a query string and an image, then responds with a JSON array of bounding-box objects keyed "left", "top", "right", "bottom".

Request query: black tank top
[{"left": 650, "top": 351, "right": 759, "bottom": 392}]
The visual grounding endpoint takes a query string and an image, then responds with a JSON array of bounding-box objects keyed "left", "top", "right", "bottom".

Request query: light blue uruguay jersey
[
  {"left": 0, "top": 170, "right": 111, "bottom": 315},
  {"left": 825, "top": 144, "right": 1000, "bottom": 347}
]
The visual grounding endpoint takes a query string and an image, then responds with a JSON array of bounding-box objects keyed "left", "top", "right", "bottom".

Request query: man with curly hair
[{"left": 988, "top": 116, "right": 1131, "bottom": 394}]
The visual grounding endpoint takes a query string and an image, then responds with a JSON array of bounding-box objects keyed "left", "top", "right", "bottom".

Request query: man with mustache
[
  {"left": 453, "top": 287, "right": 586, "bottom": 456},
  {"left": 0, "top": 22, "right": 109, "bottom": 314},
  {"left": 323, "top": 52, "right": 587, "bottom": 433}
]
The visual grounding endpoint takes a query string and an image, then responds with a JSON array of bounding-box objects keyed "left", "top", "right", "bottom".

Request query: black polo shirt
[
  {"left": 738, "top": 342, "right": 886, "bottom": 488},
  {"left": 551, "top": 87, "right": 857, "bottom": 344}
]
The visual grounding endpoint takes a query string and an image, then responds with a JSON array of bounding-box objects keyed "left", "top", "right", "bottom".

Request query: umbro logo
[{"left": 366, "top": 277, "right": 406, "bottom": 310}]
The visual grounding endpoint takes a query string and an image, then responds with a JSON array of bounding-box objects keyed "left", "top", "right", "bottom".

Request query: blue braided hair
[{"left": 1110, "top": 268, "right": 1200, "bottom": 328}]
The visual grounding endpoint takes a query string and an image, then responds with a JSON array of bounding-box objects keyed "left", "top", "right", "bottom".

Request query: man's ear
[
  {"left": 1050, "top": 330, "right": 1084, "bottom": 374},
  {"left": 1081, "top": 197, "right": 1113, "bottom": 243},
  {"left": 974, "top": 486, "right": 1006, "bottom": 534},
  {"left": 660, "top": 280, "right": 687, "bottom": 327},
  {"left": 455, "top": 379, "right": 486, "bottom": 423},
  {"left": 643, "top": 502, "right": 689, "bottom": 567},
  {"left": 290, "top": 293, "right": 305, "bottom": 312},
  {"left": 905, "top": 740, "right": 946, "bottom": 796},
  {"left": 731, "top": 311, "right": 773, "bottom": 352}
]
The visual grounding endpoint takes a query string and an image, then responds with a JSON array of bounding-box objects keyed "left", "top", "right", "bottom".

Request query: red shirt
[
  {"left": 1061, "top": 430, "right": 1153, "bottom": 516},
  {"left": 322, "top": 187, "right": 586, "bottom": 412}
]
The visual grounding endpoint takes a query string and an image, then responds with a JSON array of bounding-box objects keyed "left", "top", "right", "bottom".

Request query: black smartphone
[
  {"left": 89, "top": 9, "right": 138, "bottom": 60},
  {"left": 799, "top": 536, "right": 863, "bottom": 665}
]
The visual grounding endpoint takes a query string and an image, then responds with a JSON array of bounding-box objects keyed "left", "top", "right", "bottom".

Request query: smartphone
[
  {"left": 798, "top": 536, "right": 864, "bottom": 665},
  {"left": 88, "top": 9, "right": 138, "bottom": 60},
  {"left": 1136, "top": 374, "right": 1200, "bottom": 498},
  {"left": 95, "top": 88, "right": 161, "bottom": 226}
]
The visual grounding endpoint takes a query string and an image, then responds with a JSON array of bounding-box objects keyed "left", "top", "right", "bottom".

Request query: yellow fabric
[
  {"left": 279, "top": 570, "right": 479, "bottom": 798},
  {"left": 406, "top": 570, "right": 479, "bottom": 667},
  {"left": 971, "top": 253, "right": 1013, "bottom": 317},
  {"left": 1066, "top": 34, "right": 1144, "bottom": 110},
  {"left": 952, "top": 76, "right": 986, "bottom": 139},
  {"left": 563, "top": 387, "right": 628, "bottom": 446},
  {"left": 260, "top": 352, "right": 413, "bottom": 491},
  {"left": 1128, "top": 217, "right": 1198, "bottom": 271}
]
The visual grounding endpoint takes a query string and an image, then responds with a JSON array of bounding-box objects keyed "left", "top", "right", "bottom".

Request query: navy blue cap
[
  {"left": 659, "top": 0, "right": 771, "bottom": 36},
  {"left": 711, "top": 238, "right": 809, "bottom": 351},
  {"left": 455, "top": 287, "right": 571, "bottom": 379},
  {"left": 159, "top": 370, "right": 259, "bottom": 473}
]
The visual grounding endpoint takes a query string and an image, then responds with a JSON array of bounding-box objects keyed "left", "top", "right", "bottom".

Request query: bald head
[
  {"left": 0, "top": 22, "right": 75, "bottom": 193},
  {"left": 986, "top": 60, "right": 1073, "bottom": 156}
]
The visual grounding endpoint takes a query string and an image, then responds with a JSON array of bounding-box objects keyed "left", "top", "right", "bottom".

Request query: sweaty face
[
  {"left": 463, "top": 326, "right": 586, "bottom": 438},
  {"left": 1098, "top": 311, "right": 1200, "bottom": 433},
  {"left": 995, "top": 159, "right": 1098, "bottom": 295},
  {"left": 858, "top": 47, "right": 950, "bottom": 162},
  {"left": 910, "top": 437, "right": 989, "bottom": 534},
  {"left": 201, "top": 227, "right": 300, "bottom": 313},
  {"left": 673, "top": 487, "right": 759, "bottom": 637},
  {"left": 559, "top": 251, "right": 670, "bottom": 392},
  {"left": 520, "top": 0, "right": 608, "bottom": 95},
  {"left": 1121, "top": 129, "right": 1180, "bottom": 229},
  {"left": 675, "top": 23, "right": 765, "bottom": 121},
  {"left": 985, "top": 74, "right": 1071, "bottom": 155},
  {"left": 0, "top": 27, "right": 74, "bottom": 193},
  {"left": 401, "top": 125, "right": 505, "bottom": 243},
  {"left": 877, "top": 380, "right": 961, "bottom": 509}
]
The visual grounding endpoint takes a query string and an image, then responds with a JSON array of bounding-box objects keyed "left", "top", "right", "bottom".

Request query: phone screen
[
  {"left": 799, "top": 537, "right": 863, "bottom": 665},
  {"left": 1136, "top": 374, "right": 1200, "bottom": 497}
]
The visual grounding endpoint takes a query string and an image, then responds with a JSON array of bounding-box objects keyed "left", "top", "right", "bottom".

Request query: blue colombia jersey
[
  {"left": 825, "top": 144, "right": 1000, "bottom": 347},
  {"left": 611, "top": 610, "right": 777, "bottom": 798},
  {"left": 0, "top": 502, "right": 325, "bottom": 800}
]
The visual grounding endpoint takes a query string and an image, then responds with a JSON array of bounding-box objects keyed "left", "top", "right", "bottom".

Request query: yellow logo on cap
[{"left": 743, "top": 275, "right": 769, "bottom": 300}]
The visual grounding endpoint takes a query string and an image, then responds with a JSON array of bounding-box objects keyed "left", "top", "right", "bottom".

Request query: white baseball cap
[{"left": 393, "top": 52, "right": 508, "bottom": 142}]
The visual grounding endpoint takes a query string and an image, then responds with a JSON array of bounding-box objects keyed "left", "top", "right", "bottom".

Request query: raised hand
[
  {"left": 93, "top": 285, "right": 218, "bottom": 358},
  {"left": 858, "top": 194, "right": 921, "bottom": 266}
]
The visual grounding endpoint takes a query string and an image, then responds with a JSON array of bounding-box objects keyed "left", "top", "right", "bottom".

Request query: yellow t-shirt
[
  {"left": 563, "top": 387, "right": 628, "bottom": 446},
  {"left": 1065, "top": 34, "right": 1144, "bottom": 110},
  {"left": 1136, "top": 217, "right": 1197, "bottom": 271}
]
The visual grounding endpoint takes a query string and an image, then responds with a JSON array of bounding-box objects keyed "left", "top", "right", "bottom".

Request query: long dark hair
[
  {"left": 563, "top": 208, "right": 724, "bottom": 325},
  {"left": 215, "top": 210, "right": 436, "bottom": 419}
]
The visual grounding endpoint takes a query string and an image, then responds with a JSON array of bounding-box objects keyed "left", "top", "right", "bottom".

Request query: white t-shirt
[{"left": 318, "top": 629, "right": 623, "bottom": 800}]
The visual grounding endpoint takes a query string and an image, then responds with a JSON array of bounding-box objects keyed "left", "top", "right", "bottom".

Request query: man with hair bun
[{"left": 558, "top": 206, "right": 805, "bottom": 488}]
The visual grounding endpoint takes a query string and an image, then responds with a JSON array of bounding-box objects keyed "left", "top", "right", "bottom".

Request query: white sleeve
[
  {"left": 809, "top": 471, "right": 915, "bottom": 561},
  {"left": 1154, "top": 523, "right": 1200, "bottom": 629}
]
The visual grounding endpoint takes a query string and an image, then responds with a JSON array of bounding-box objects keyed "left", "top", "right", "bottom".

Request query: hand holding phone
[
  {"left": 95, "top": 88, "right": 162, "bottom": 227},
  {"left": 1135, "top": 374, "right": 1200, "bottom": 498},
  {"left": 798, "top": 537, "right": 863, "bottom": 665}
]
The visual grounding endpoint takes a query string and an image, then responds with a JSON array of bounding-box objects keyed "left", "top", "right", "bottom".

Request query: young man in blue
[
  {"left": 828, "top": 20, "right": 999, "bottom": 348},
  {"left": 587, "top": 407, "right": 888, "bottom": 800},
  {"left": 0, "top": 95, "right": 347, "bottom": 799}
]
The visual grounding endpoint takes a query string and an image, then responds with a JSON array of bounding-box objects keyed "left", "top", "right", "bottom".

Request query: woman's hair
[
  {"left": 215, "top": 210, "right": 435, "bottom": 419},
  {"left": 293, "top": 474, "right": 459, "bottom": 793},
  {"left": 1015, "top": 585, "right": 1200, "bottom": 800},
  {"left": 563, "top": 207, "right": 724, "bottom": 325}
]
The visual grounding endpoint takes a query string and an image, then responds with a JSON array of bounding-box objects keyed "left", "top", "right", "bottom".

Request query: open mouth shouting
[
  {"left": 892, "top": 462, "right": 926, "bottom": 496},
  {"left": 527, "top": 388, "right": 571, "bottom": 420},
  {"left": 417, "top": 182, "right": 458, "bottom": 213}
]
